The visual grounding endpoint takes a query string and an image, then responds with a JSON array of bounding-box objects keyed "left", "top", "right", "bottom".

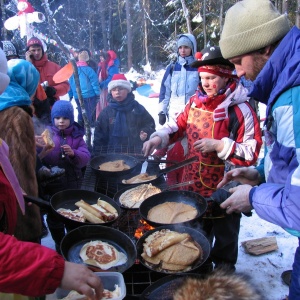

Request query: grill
[{"left": 81, "top": 158, "right": 210, "bottom": 299}]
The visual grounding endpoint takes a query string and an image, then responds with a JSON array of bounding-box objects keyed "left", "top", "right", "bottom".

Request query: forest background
[{"left": 1, "top": 0, "right": 300, "bottom": 73}]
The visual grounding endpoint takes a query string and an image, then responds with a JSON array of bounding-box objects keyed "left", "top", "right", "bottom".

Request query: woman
[{"left": 143, "top": 46, "right": 262, "bottom": 271}]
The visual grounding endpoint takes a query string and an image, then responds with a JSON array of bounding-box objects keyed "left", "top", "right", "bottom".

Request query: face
[
  {"left": 54, "top": 117, "right": 71, "bottom": 130},
  {"left": 28, "top": 45, "right": 43, "bottom": 61},
  {"left": 100, "top": 55, "right": 105, "bottom": 62},
  {"left": 200, "top": 72, "right": 229, "bottom": 97},
  {"left": 229, "top": 52, "right": 268, "bottom": 81},
  {"left": 111, "top": 87, "right": 129, "bottom": 102},
  {"left": 178, "top": 46, "right": 192, "bottom": 57}
]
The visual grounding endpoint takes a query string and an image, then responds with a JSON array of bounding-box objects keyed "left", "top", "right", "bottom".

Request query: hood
[{"left": 177, "top": 33, "right": 197, "bottom": 57}]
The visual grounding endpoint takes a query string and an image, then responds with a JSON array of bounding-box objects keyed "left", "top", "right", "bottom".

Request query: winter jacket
[
  {"left": 151, "top": 83, "right": 262, "bottom": 200},
  {"left": 248, "top": 26, "right": 300, "bottom": 235},
  {"left": 99, "top": 50, "right": 120, "bottom": 90},
  {"left": 93, "top": 92, "right": 155, "bottom": 155},
  {"left": 41, "top": 122, "right": 90, "bottom": 192},
  {"left": 158, "top": 34, "right": 199, "bottom": 115},
  {"left": 68, "top": 63, "right": 100, "bottom": 99},
  {"left": 31, "top": 54, "right": 70, "bottom": 100}
]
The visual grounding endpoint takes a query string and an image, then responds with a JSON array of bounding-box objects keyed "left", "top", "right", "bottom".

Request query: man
[
  {"left": 218, "top": 0, "right": 300, "bottom": 298},
  {"left": 25, "top": 37, "right": 69, "bottom": 127}
]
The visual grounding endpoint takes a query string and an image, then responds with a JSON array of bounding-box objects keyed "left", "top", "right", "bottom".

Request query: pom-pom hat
[
  {"left": 51, "top": 100, "right": 74, "bottom": 125},
  {"left": 108, "top": 74, "right": 132, "bottom": 93},
  {"left": 219, "top": 0, "right": 290, "bottom": 59}
]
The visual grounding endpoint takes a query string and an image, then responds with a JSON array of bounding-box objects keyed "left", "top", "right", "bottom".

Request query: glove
[
  {"left": 45, "top": 86, "right": 57, "bottom": 98},
  {"left": 158, "top": 113, "right": 166, "bottom": 125}
]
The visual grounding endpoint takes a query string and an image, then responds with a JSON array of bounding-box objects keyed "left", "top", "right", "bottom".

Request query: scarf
[
  {"left": 109, "top": 93, "right": 136, "bottom": 144},
  {"left": 76, "top": 61, "right": 88, "bottom": 67},
  {"left": 98, "top": 61, "right": 108, "bottom": 82}
]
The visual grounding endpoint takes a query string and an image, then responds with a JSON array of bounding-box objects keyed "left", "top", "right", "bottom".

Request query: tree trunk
[
  {"left": 100, "top": 0, "right": 108, "bottom": 50},
  {"left": 0, "top": 0, "right": 7, "bottom": 40},
  {"left": 142, "top": 0, "right": 150, "bottom": 65},
  {"left": 203, "top": 0, "right": 207, "bottom": 46},
  {"left": 180, "top": 0, "right": 192, "bottom": 34},
  {"left": 125, "top": 0, "right": 133, "bottom": 70},
  {"left": 297, "top": 0, "right": 300, "bottom": 28},
  {"left": 282, "top": 0, "right": 288, "bottom": 13},
  {"left": 219, "top": 0, "right": 224, "bottom": 33}
]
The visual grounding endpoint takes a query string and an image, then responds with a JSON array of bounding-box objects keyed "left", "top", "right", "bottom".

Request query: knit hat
[
  {"left": 51, "top": 100, "right": 74, "bottom": 125},
  {"left": 177, "top": 35, "right": 193, "bottom": 50},
  {"left": 0, "top": 49, "right": 10, "bottom": 94},
  {"left": 219, "top": 0, "right": 290, "bottom": 59},
  {"left": 78, "top": 50, "right": 89, "bottom": 62},
  {"left": 0, "top": 41, "right": 19, "bottom": 58},
  {"left": 26, "top": 37, "right": 44, "bottom": 51},
  {"left": 108, "top": 74, "right": 132, "bottom": 93}
]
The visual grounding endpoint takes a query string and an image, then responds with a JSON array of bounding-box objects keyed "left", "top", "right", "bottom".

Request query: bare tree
[
  {"left": 203, "top": 0, "right": 207, "bottom": 46},
  {"left": 100, "top": 0, "right": 108, "bottom": 50},
  {"left": 125, "top": 0, "right": 133, "bottom": 69},
  {"left": 297, "top": 0, "right": 300, "bottom": 27},
  {"left": 180, "top": 0, "right": 192, "bottom": 34},
  {"left": 219, "top": 0, "right": 224, "bottom": 33},
  {"left": 142, "top": 0, "right": 150, "bottom": 64}
]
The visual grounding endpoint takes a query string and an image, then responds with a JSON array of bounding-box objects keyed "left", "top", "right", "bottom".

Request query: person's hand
[
  {"left": 61, "top": 145, "right": 74, "bottom": 157},
  {"left": 142, "top": 136, "right": 162, "bottom": 156},
  {"left": 35, "top": 135, "right": 46, "bottom": 148},
  {"left": 60, "top": 262, "right": 103, "bottom": 300},
  {"left": 220, "top": 184, "right": 253, "bottom": 214},
  {"left": 25, "top": 51, "right": 33, "bottom": 62},
  {"left": 45, "top": 86, "right": 57, "bottom": 97},
  {"left": 158, "top": 113, "right": 166, "bottom": 126},
  {"left": 217, "top": 167, "right": 261, "bottom": 189},
  {"left": 140, "top": 130, "right": 148, "bottom": 141},
  {"left": 193, "top": 138, "right": 223, "bottom": 153}
]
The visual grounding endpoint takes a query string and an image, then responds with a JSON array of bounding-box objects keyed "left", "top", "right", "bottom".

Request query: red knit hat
[
  {"left": 26, "top": 37, "right": 43, "bottom": 51},
  {"left": 108, "top": 74, "right": 132, "bottom": 93}
]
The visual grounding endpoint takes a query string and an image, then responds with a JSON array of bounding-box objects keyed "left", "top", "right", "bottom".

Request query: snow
[{"left": 45, "top": 71, "right": 297, "bottom": 300}]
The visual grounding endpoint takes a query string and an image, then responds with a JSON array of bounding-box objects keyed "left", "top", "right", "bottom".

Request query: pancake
[
  {"left": 122, "top": 173, "right": 157, "bottom": 184},
  {"left": 56, "top": 208, "right": 85, "bottom": 222},
  {"left": 80, "top": 240, "right": 127, "bottom": 270},
  {"left": 99, "top": 160, "right": 130, "bottom": 172}
]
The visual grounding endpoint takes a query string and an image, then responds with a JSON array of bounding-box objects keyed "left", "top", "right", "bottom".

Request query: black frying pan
[
  {"left": 136, "top": 224, "right": 210, "bottom": 274},
  {"left": 90, "top": 154, "right": 139, "bottom": 177},
  {"left": 139, "top": 190, "right": 207, "bottom": 227},
  {"left": 60, "top": 225, "right": 137, "bottom": 273}
]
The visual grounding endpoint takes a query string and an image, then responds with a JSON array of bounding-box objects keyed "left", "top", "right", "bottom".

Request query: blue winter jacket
[
  {"left": 158, "top": 33, "right": 199, "bottom": 115},
  {"left": 248, "top": 26, "right": 300, "bottom": 236},
  {"left": 68, "top": 65, "right": 100, "bottom": 99}
]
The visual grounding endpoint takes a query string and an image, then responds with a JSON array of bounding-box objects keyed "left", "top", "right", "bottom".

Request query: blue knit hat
[{"left": 51, "top": 100, "right": 74, "bottom": 125}]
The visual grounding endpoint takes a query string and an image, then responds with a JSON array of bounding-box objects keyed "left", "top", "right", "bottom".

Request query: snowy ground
[{"left": 44, "top": 71, "right": 296, "bottom": 300}]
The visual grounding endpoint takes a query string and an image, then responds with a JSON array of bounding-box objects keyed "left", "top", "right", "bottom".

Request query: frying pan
[
  {"left": 140, "top": 273, "right": 205, "bottom": 300},
  {"left": 25, "top": 190, "right": 121, "bottom": 230},
  {"left": 90, "top": 153, "right": 139, "bottom": 177},
  {"left": 139, "top": 190, "right": 207, "bottom": 227},
  {"left": 113, "top": 181, "right": 194, "bottom": 210},
  {"left": 136, "top": 224, "right": 210, "bottom": 274},
  {"left": 60, "top": 225, "right": 136, "bottom": 273},
  {"left": 120, "top": 156, "right": 198, "bottom": 186}
]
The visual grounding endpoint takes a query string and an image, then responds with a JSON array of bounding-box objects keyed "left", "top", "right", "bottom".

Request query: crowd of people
[{"left": 0, "top": 0, "right": 300, "bottom": 298}]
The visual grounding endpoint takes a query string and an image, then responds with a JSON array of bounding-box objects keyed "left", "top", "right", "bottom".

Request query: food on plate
[
  {"left": 99, "top": 160, "right": 130, "bottom": 172},
  {"left": 60, "top": 285, "right": 121, "bottom": 299},
  {"left": 141, "top": 229, "right": 202, "bottom": 272},
  {"left": 122, "top": 173, "right": 157, "bottom": 184},
  {"left": 80, "top": 240, "right": 127, "bottom": 270},
  {"left": 147, "top": 202, "right": 198, "bottom": 224},
  {"left": 41, "top": 128, "right": 55, "bottom": 148},
  {"left": 56, "top": 208, "right": 85, "bottom": 223},
  {"left": 119, "top": 184, "right": 161, "bottom": 208},
  {"left": 75, "top": 199, "right": 118, "bottom": 223}
]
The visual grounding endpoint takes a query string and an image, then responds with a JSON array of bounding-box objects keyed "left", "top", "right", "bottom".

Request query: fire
[{"left": 134, "top": 219, "right": 154, "bottom": 239}]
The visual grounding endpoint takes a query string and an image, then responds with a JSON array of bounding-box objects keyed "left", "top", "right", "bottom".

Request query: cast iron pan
[
  {"left": 139, "top": 190, "right": 207, "bottom": 227},
  {"left": 140, "top": 273, "right": 205, "bottom": 300},
  {"left": 90, "top": 154, "right": 139, "bottom": 177},
  {"left": 61, "top": 225, "right": 137, "bottom": 273},
  {"left": 136, "top": 224, "right": 210, "bottom": 274},
  {"left": 50, "top": 189, "right": 121, "bottom": 230}
]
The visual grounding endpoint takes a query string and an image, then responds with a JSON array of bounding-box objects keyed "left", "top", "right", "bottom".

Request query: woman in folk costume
[{"left": 143, "top": 46, "right": 262, "bottom": 271}]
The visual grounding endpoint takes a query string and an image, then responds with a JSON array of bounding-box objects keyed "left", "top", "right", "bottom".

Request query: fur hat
[
  {"left": 177, "top": 35, "right": 193, "bottom": 50},
  {"left": 219, "top": 0, "right": 290, "bottom": 59},
  {"left": 78, "top": 50, "right": 89, "bottom": 62},
  {"left": 0, "top": 49, "right": 10, "bottom": 94},
  {"left": 108, "top": 74, "right": 131, "bottom": 93},
  {"left": 51, "top": 100, "right": 74, "bottom": 125},
  {"left": 0, "top": 41, "right": 19, "bottom": 58}
]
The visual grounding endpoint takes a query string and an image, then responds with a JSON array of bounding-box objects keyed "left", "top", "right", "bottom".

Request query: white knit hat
[
  {"left": 0, "top": 49, "right": 10, "bottom": 94},
  {"left": 219, "top": 0, "right": 290, "bottom": 59},
  {"left": 108, "top": 74, "right": 132, "bottom": 93}
]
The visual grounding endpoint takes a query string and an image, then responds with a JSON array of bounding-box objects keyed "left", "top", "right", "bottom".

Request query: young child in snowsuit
[{"left": 38, "top": 100, "right": 90, "bottom": 252}]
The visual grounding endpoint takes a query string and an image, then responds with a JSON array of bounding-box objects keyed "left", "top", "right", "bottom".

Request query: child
[{"left": 38, "top": 100, "right": 90, "bottom": 252}]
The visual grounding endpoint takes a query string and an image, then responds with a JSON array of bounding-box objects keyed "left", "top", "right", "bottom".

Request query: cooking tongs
[{"left": 158, "top": 155, "right": 198, "bottom": 175}]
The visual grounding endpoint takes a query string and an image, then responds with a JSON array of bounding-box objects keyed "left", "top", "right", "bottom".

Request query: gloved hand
[
  {"left": 158, "top": 113, "right": 166, "bottom": 125},
  {"left": 45, "top": 86, "right": 57, "bottom": 98}
]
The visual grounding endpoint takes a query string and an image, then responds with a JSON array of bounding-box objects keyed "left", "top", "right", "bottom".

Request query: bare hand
[
  {"left": 60, "top": 262, "right": 103, "bottom": 300},
  {"left": 140, "top": 130, "right": 148, "bottom": 142},
  {"left": 142, "top": 136, "right": 162, "bottom": 156},
  {"left": 220, "top": 184, "right": 253, "bottom": 214},
  {"left": 217, "top": 167, "right": 261, "bottom": 189},
  {"left": 61, "top": 145, "right": 74, "bottom": 157},
  {"left": 193, "top": 138, "right": 223, "bottom": 153},
  {"left": 25, "top": 51, "right": 33, "bottom": 62}
]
